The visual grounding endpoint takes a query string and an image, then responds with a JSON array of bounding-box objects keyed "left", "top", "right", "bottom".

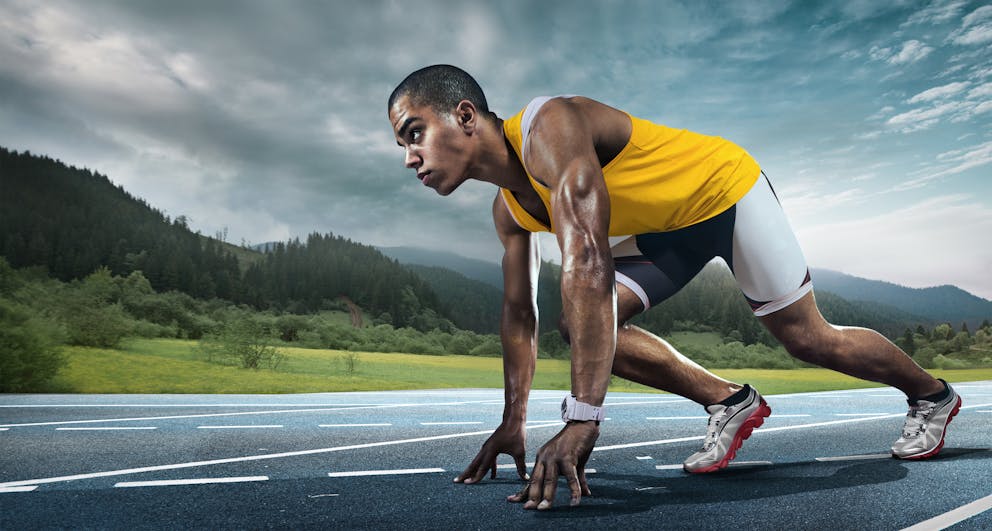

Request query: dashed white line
[
  {"left": 0, "top": 399, "right": 514, "bottom": 428},
  {"left": 319, "top": 423, "right": 392, "bottom": 427},
  {"left": 815, "top": 453, "right": 891, "bottom": 462},
  {"left": 0, "top": 423, "right": 562, "bottom": 489},
  {"left": 834, "top": 413, "right": 893, "bottom": 417},
  {"left": 56, "top": 427, "right": 158, "bottom": 431},
  {"left": 115, "top": 476, "right": 269, "bottom": 488},
  {"left": 0, "top": 428, "right": 9, "bottom": 431},
  {"left": 655, "top": 461, "right": 771, "bottom": 471},
  {"left": 197, "top": 425, "right": 283, "bottom": 429},
  {"left": 420, "top": 422, "right": 483, "bottom": 426},
  {"left": 636, "top": 456, "right": 653, "bottom": 460},
  {"left": 901, "top": 492, "right": 992, "bottom": 531},
  {"left": 328, "top": 468, "right": 445, "bottom": 478},
  {"left": 0, "top": 486, "right": 37, "bottom": 493}
]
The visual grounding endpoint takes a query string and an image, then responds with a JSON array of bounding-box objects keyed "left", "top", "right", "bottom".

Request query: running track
[{"left": 2, "top": 383, "right": 991, "bottom": 529}]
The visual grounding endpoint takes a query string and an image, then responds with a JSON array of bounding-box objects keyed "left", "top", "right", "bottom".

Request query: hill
[
  {"left": 811, "top": 268, "right": 991, "bottom": 329},
  {"left": 377, "top": 246, "right": 503, "bottom": 288},
  {"left": 0, "top": 147, "right": 450, "bottom": 331}
]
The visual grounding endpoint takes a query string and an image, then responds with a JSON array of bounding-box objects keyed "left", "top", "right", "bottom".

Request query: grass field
[{"left": 38, "top": 338, "right": 992, "bottom": 395}]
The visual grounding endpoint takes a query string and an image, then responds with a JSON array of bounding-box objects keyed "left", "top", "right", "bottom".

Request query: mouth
[{"left": 417, "top": 171, "right": 432, "bottom": 186}]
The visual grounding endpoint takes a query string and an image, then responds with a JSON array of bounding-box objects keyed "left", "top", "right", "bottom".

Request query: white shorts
[{"left": 612, "top": 173, "right": 812, "bottom": 316}]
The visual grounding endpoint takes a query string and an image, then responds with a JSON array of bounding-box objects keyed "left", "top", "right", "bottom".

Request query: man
[{"left": 386, "top": 64, "right": 961, "bottom": 511}]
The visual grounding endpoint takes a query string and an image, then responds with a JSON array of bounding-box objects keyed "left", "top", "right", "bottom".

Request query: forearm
[
  {"left": 561, "top": 243, "right": 616, "bottom": 407},
  {"left": 500, "top": 304, "right": 538, "bottom": 423}
]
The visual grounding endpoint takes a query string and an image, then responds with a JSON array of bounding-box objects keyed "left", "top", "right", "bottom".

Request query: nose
[{"left": 404, "top": 147, "right": 421, "bottom": 170}]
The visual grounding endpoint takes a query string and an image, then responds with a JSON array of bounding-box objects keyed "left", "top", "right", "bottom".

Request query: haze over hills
[{"left": 380, "top": 245, "right": 991, "bottom": 330}]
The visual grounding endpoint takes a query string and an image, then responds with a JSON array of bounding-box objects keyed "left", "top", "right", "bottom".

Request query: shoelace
[
  {"left": 902, "top": 401, "right": 936, "bottom": 438},
  {"left": 699, "top": 408, "right": 729, "bottom": 451}
]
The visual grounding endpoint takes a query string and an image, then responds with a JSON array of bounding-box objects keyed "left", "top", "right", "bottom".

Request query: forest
[{"left": 2, "top": 146, "right": 991, "bottom": 392}]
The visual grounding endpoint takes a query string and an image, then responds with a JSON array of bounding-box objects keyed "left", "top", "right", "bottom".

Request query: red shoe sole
[
  {"left": 895, "top": 395, "right": 962, "bottom": 460},
  {"left": 688, "top": 398, "right": 771, "bottom": 474}
]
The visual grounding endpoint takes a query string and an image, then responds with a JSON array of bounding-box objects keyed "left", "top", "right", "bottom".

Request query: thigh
[
  {"left": 610, "top": 206, "right": 732, "bottom": 310},
  {"left": 729, "top": 174, "right": 812, "bottom": 316}
]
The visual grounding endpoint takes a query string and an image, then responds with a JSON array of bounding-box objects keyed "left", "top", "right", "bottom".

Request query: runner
[{"left": 386, "top": 64, "right": 960, "bottom": 510}]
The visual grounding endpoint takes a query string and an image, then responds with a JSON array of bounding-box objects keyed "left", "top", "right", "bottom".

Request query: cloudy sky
[{"left": 1, "top": 0, "right": 990, "bottom": 299}]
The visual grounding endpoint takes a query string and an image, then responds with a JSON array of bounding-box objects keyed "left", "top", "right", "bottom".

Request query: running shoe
[
  {"left": 891, "top": 380, "right": 961, "bottom": 459},
  {"left": 683, "top": 385, "right": 771, "bottom": 473}
]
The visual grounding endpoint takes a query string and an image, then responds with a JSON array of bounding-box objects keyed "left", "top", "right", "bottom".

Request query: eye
[{"left": 410, "top": 129, "right": 422, "bottom": 142}]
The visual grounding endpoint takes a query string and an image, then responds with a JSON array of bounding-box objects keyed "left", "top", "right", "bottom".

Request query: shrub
[
  {"left": 198, "top": 319, "right": 283, "bottom": 370},
  {"left": 0, "top": 298, "right": 65, "bottom": 392}
]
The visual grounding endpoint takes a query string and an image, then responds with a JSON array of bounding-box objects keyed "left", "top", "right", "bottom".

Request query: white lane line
[
  {"left": 420, "top": 422, "right": 483, "bottom": 426},
  {"left": 0, "top": 422, "right": 562, "bottom": 489},
  {"left": 815, "top": 453, "right": 892, "bottom": 462},
  {"left": 197, "top": 425, "right": 283, "bottom": 429},
  {"left": 115, "top": 476, "right": 269, "bottom": 488},
  {"left": 0, "top": 399, "right": 511, "bottom": 428},
  {"left": 328, "top": 468, "right": 445, "bottom": 478},
  {"left": 492, "top": 462, "right": 599, "bottom": 474},
  {"left": 655, "top": 461, "right": 771, "bottom": 471},
  {"left": 0, "top": 486, "right": 38, "bottom": 493},
  {"left": 594, "top": 402, "right": 992, "bottom": 452},
  {"left": 0, "top": 403, "right": 381, "bottom": 408},
  {"left": 901, "top": 492, "right": 992, "bottom": 531},
  {"left": 497, "top": 462, "right": 535, "bottom": 470},
  {"left": 834, "top": 413, "right": 893, "bottom": 417},
  {"left": 636, "top": 456, "right": 653, "bottom": 460},
  {"left": 319, "top": 423, "right": 392, "bottom": 427},
  {"left": 977, "top": 410, "right": 992, "bottom": 413},
  {"left": 56, "top": 427, "right": 158, "bottom": 431},
  {"left": 645, "top": 414, "right": 814, "bottom": 420},
  {"left": 605, "top": 399, "right": 688, "bottom": 406},
  {"left": 0, "top": 428, "right": 8, "bottom": 431}
]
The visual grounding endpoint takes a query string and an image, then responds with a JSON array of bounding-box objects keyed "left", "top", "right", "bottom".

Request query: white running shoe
[
  {"left": 683, "top": 385, "right": 771, "bottom": 474},
  {"left": 891, "top": 380, "right": 961, "bottom": 460}
]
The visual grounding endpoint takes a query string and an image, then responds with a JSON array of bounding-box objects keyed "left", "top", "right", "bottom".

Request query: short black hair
[{"left": 388, "top": 64, "right": 495, "bottom": 121}]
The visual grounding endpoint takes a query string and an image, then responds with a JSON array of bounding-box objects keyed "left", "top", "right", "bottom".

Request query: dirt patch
[{"left": 339, "top": 296, "right": 363, "bottom": 328}]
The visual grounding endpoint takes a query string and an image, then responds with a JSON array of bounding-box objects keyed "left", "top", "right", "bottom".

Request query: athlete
[{"left": 387, "top": 65, "right": 961, "bottom": 510}]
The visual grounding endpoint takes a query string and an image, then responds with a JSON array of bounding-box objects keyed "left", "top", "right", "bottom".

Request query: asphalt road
[{"left": 2, "top": 383, "right": 991, "bottom": 530}]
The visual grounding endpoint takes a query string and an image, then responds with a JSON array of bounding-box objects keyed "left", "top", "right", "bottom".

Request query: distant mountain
[
  {"left": 377, "top": 246, "right": 503, "bottom": 288},
  {"left": 811, "top": 269, "right": 992, "bottom": 329}
]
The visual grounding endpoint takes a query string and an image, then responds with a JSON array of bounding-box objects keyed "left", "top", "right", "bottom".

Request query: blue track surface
[{"left": 2, "top": 383, "right": 991, "bottom": 529}]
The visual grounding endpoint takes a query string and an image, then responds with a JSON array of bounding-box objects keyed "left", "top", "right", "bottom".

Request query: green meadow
[{"left": 41, "top": 338, "right": 992, "bottom": 395}]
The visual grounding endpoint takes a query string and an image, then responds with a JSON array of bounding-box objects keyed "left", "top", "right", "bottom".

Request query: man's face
[{"left": 389, "top": 95, "right": 473, "bottom": 196}]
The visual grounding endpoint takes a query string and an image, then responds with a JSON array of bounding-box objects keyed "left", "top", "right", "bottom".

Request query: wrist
[{"left": 561, "top": 394, "right": 605, "bottom": 423}]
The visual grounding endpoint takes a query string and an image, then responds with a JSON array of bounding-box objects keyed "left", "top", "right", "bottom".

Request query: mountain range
[{"left": 379, "top": 246, "right": 992, "bottom": 331}]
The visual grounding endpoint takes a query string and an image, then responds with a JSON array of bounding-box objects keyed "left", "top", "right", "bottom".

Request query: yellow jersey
[{"left": 499, "top": 97, "right": 760, "bottom": 235}]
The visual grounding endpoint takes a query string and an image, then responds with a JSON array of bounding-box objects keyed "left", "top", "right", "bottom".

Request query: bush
[
  {"left": 198, "top": 319, "right": 283, "bottom": 370},
  {"left": 0, "top": 298, "right": 65, "bottom": 392}
]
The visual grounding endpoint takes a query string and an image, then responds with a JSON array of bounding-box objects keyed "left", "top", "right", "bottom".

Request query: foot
[
  {"left": 683, "top": 385, "right": 771, "bottom": 473},
  {"left": 891, "top": 380, "right": 961, "bottom": 460}
]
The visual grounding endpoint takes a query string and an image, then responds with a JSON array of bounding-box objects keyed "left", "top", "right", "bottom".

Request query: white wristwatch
[{"left": 561, "top": 395, "right": 605, "bottom": 423}]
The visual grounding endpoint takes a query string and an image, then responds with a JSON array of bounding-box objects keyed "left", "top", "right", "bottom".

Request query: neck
[{"left": 471, "top": 118, "right": 531, "bottom": 192}]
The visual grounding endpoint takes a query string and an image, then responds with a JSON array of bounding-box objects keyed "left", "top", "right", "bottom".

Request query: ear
[{"left": 455, "top": 100, "right": 477, "bottom": 133}]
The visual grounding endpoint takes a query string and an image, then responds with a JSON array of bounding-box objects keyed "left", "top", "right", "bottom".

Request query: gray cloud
[{"left": 0, "top": 0, "right": 989, "bottom": 297}]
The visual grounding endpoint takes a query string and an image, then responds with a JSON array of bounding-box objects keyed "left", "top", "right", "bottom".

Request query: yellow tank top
[{"left": 499, "top": 98, "right": 760, "bottom": 235}]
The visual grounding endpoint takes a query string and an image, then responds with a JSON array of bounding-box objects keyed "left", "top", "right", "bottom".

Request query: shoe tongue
[{"left": 705, "top": 404, "right": 727, "bottom": 415}]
